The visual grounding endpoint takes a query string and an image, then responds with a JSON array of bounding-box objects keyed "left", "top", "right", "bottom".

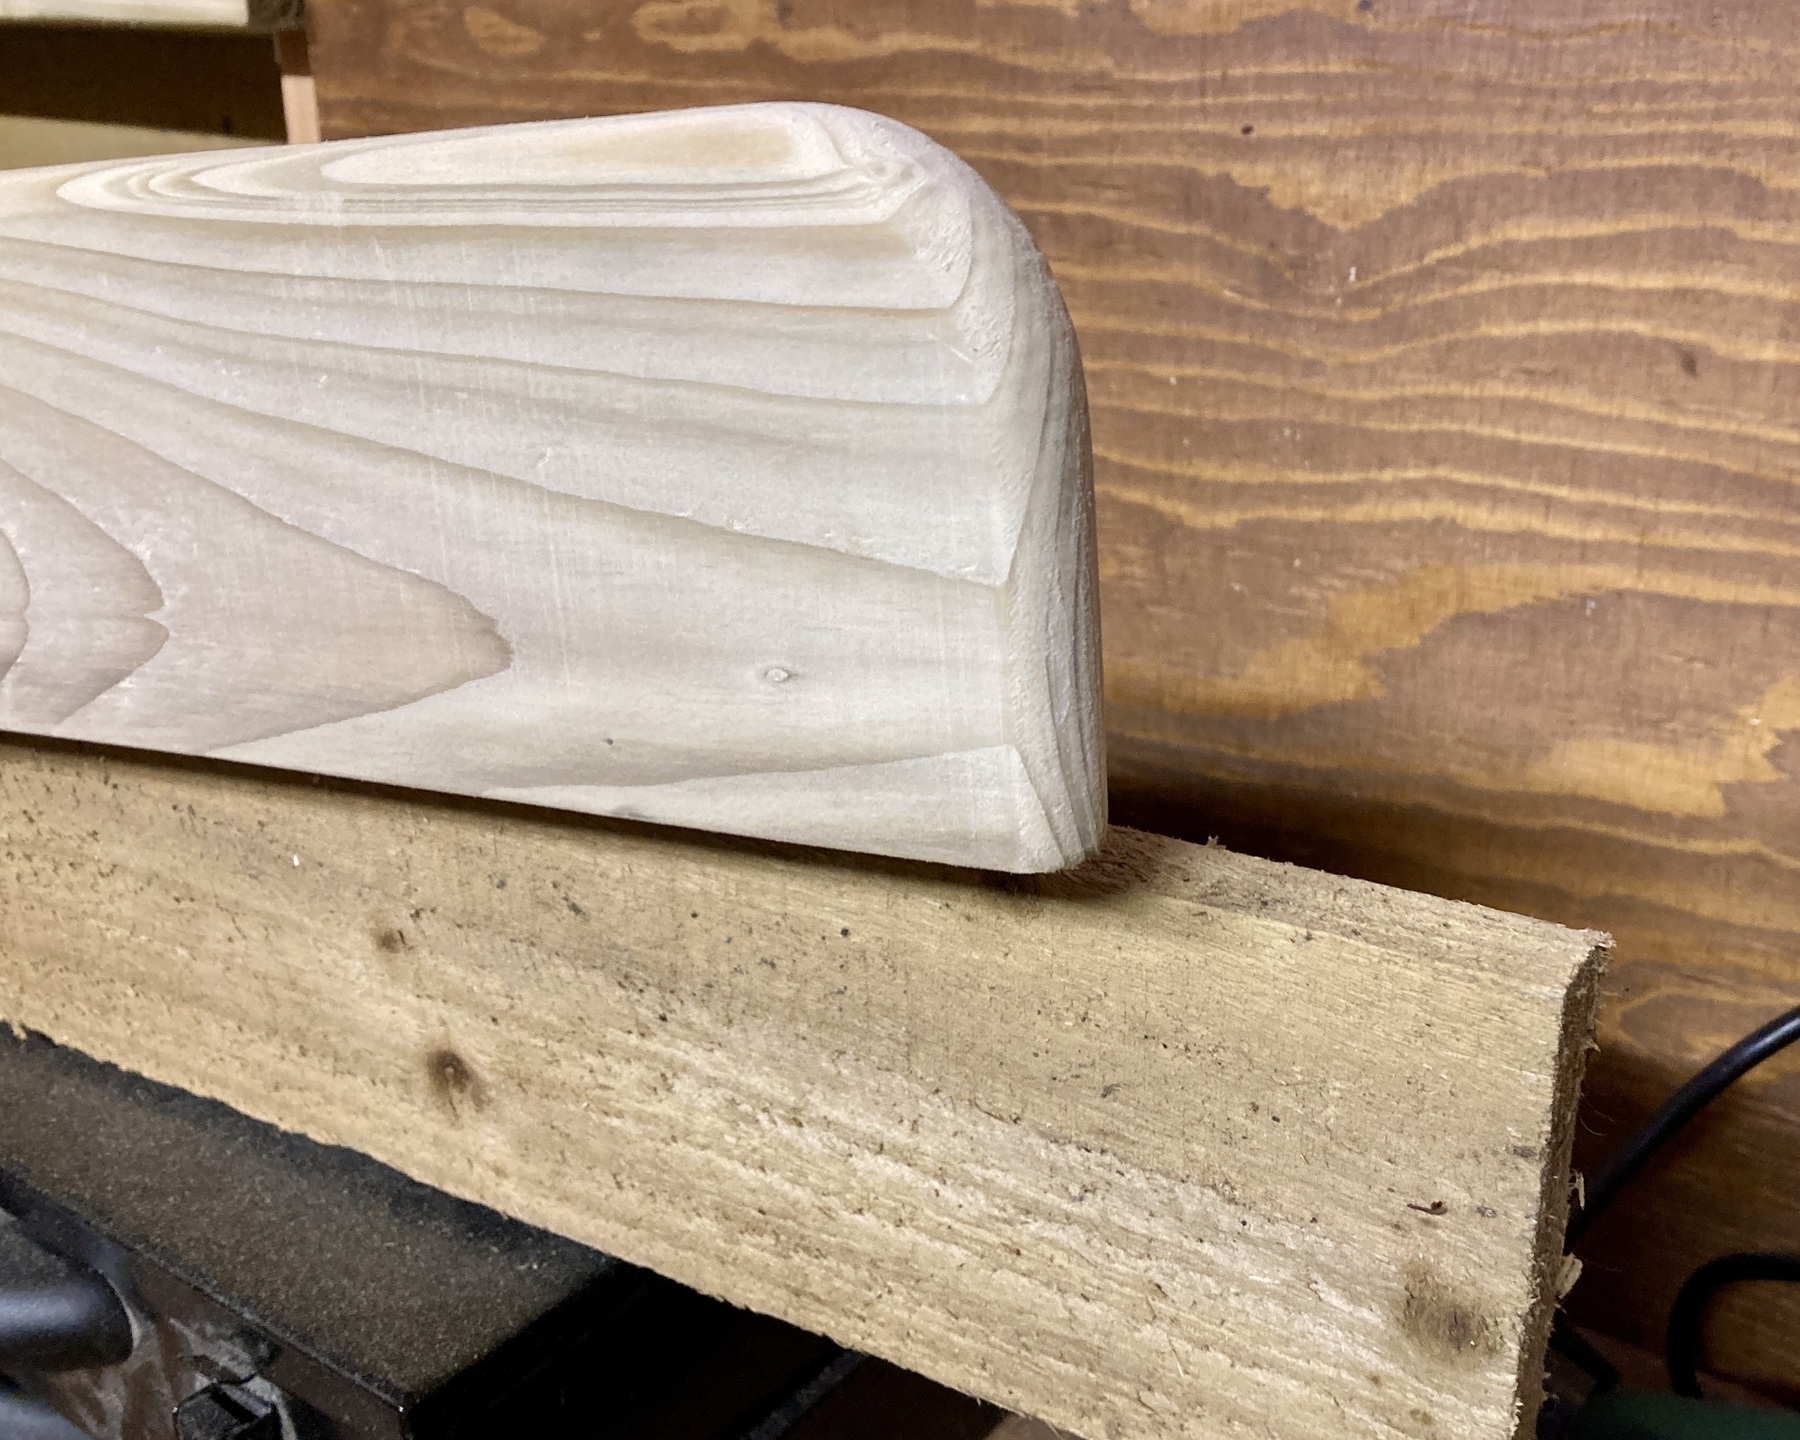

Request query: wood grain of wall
[{"left": 296, "top": 0, "right": 1800, "bottom": 1398}]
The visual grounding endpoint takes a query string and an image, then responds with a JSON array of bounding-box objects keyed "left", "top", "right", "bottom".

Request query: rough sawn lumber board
[
  {"left": 0, "top": 104, "right": 1102, "bottom": 873},
  {"left": 0, "top": 738, "right": 1604, "bottom": 1440}
]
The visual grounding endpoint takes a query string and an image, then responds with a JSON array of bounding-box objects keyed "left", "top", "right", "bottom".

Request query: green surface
[{"left": 1571, "top": 1391, "right": 1800, "bottom": 1440}]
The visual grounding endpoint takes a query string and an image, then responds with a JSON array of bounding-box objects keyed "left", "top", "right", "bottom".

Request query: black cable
[
  {"left": 1664, "top": 1251, "right": 1800, "bottom": 1399},
  {"left": 1547, "top": 998, "right": 1800, "bottom": 1396},
  {"left": 1566, "top": 1001, "right": 1800, "bottom": 1248},
  {"left": 0, "top": 1281, "right": 134, "bottom": 1374},
  {"left": 0, "top": 1222, "right": 133, "bottom": 1375},
  {"left": 734, "top": 1350, "right": 866, "bottom": 1440},
  {"left": 0, "top": 1387, "right": 94, "bottom": 1440}
]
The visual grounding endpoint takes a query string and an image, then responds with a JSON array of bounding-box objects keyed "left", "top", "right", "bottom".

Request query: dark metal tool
[{"left": 0, "top": 1030, "right": 878, "bottom": 1440}]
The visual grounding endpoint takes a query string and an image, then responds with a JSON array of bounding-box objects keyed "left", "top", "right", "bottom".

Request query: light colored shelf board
[
  {"left": 0, "top": 114, "right": 253, "bottom": 170},
  {"left": 0, "top": 0, "right": 298, "bottom": 29}
]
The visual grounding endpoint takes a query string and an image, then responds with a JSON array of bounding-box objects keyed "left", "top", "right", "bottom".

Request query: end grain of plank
[{"left": 0, "top": 736, "right": 1606, "bottom": 1440}]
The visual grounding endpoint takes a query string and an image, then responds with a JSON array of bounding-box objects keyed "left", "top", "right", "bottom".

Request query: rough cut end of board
[
  {"left": 0, "top": 103, "right": 1104, "bottom": 872},
  {"left": 0, "top": 738, "right": 1606, "bottom": 1440}
]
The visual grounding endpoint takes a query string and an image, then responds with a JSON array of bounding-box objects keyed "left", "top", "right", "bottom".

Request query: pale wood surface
[
  {"left": 0, "top": 736, "right": 1605, "bottom": 1440},
  {"left": 299, "top": 0, "right": 1800, "bottom": 1387},
  {"left": 0, "top": 116, "right": 254, "bottom": 170},
  {"left": 0, "top": 105, "right": 1103, "bottom": 872},
  {"left": 276, "top": 30, "right": 318, "bottom": 143},
  {"left": 279, "top": 72, "right": 318, "bottom": 143},
  {"left": 0, "top": 0, "right": 247, "bottom": 22},
  {"left": 0, "top": 0, "right": 299, "bottom": 27}
]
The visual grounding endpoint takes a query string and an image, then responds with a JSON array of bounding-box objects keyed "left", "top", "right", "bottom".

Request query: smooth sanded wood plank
[
  {"left": 298, "top": 0, "right": 1800, "bottom": 1389},
  {"left": 0, "top": 106, "right": 1102, "bottom": 872},
  {"left": 0, "top": 736, "right": 1606, "bottom": 1440}
]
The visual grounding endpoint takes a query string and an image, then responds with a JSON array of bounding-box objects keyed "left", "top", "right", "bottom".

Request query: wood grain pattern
[
  {"left": 0, "top": 106, "right": 1103, "bottom": 871},
  {"left": 0, "top": 734, "right": 1607, "bottom": 1440},
  {"left": 298, "top": 0, "right": 1800, "bottom": 1388}
]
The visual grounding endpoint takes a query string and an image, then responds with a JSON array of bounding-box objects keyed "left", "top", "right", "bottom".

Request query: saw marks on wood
[
  {"left": 0, "top": 104, "right": 1104, "bottom": 872},
  {"left": 297, "top": 0, "right": 1800, "bottom": 1385},
  {"left": 0, "top": 737, "right": 1607, "bottom": 1440}
]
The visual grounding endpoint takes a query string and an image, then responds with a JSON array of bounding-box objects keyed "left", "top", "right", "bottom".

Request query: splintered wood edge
[
  {"left": 1517, "top": 940, "right": 1606, "bottom": 1439},
  {"left": 0, "top": 737, "right": 1607, "bottom": 1440}
]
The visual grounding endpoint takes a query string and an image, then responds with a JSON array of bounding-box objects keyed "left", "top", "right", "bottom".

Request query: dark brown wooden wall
[
  {"left": 0, "top": 25, "right": 286, "bottom": 139},
  {"left": 301, "top": 0, "right": 1800, "bottom": 1399}
]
